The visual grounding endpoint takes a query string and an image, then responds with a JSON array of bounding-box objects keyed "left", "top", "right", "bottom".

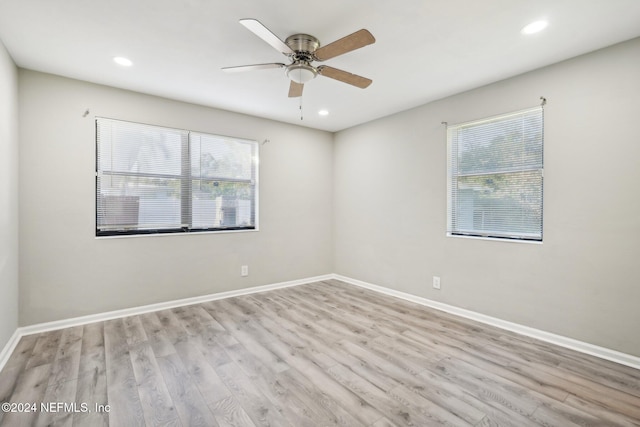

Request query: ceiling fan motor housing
[{"left": 285, "top": 34, "right": 320, "bottom": 56}]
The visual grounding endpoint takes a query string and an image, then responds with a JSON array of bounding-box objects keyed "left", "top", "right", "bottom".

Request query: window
[
  {"left": 96, "top": 118, "right": 258, "bottom": 236},
  {"left": 447, "top": 107, "right": 543, "bottom": 241}
]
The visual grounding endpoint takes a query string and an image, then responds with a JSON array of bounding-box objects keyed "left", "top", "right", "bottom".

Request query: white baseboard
[
  {"left": 18, "top": 274, "right": 333, "bottom": 337},
  {"left": 334, "top": 274, "right": 640, "bottom": 371},
  {"left": 2, "top": 272, "right": 639, "bottom": 373},
  {"left": 0, "top": 274, "right": 332, "bottom": 372},
  {"left": 0, "top": 329, "right": 22, "bottom": 372}
]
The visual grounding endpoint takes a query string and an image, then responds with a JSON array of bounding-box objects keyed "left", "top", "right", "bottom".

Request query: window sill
[
  {"left": 446, "top": 233, "right": 542, "bottom": 245},
  {"left": 96, "top": 227, "right": 259, "bottom": 240}
]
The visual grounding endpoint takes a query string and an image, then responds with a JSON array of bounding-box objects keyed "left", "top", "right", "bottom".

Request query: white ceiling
[{"left": 1, "top": 0, "right": 640, "bottom": 132}]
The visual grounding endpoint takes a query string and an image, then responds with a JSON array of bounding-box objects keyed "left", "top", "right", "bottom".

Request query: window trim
[
  {"left": 95, "top": 118, "right": 259, "bottom": 237},
  {"left": 446, "top": 106, "right": 544, "bottom": 242}
]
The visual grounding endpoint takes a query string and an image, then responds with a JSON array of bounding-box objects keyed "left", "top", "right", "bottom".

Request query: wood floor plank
[
  {"left": 505, "top": 355, "right": 640, "bottom": 419},
  {"left": 413, "top": 363, "right": 536, "bottom": 427},
  {"left": 72, "top": 321, "right": 109, "bottom": 427},
  {"left": 286, "top": 292, "right": 381, "bottom": 342},
  {"left": 0, "top": 364, "right": 51, "bottom": 427},
  {"left": 188, "top": 325, "right": 233, "bottom": 369},
  {"left": 173, "top": 336, "right": 231, "bottom": 407},
  {"left": 103, "top": 319, "right": 130, "bottom": 364},
  {"left": 155, "top": 309, "right": 190, "bottom": 348},
  {"left": 562, "top": 393, "right": 640, "bottom": 427},
  {"left": 389, "top": 382, "right": 477, "bottom": 426},
  {"left": 235, "top": 295, "right": 351, "bottom": 371},
  {"left": 262, "top": 338, "right": 384, "bottom": 425},
  {"left": 105, "top": 358, "right": 146, "bottom": 427},
  {"left": 402, "top": 328, "right": 572, "bottom": 403},
  {"left": 211, "top": 395, "right": 256, "bottom": 427},
  {"left": 47, "top": 352, "right": 82, "bottom": 389},
  {"left": 129, "top": 342, "right": 180, "bottom": 426},
  {"left": 122, "top": 316, "right": 148, "bottom": 347},
  {"left": 371, "top": 416, "right": 397, "bottom": 427},
  {"left": 0, "top": 335, "right": 40, "bottom": 415},
  {"left": 139, "top": 312, "right": 178, "bottom": 359},
  {"left": 34, "top": 327, "right": 83, "bottom": 426},
  {"left": 172, "top": 304, "right": 219, "bottom": 337},
  {"left": 276, "top": 367, "right": 367, "bottom": 427},
  {"left": 530, "top": 400, "right": 606, "bottom": 427},
  {"left": 215, "top": 361, "right": 293, "bottom": 427},
  {"left": 104, "top": 319, "right": 146, "bottom": 427},
  {"left": 434, "top": 356, "right": 548, "bottom": 419},
  {"left": 468, "top": 338, "right": 640, "bottom": 420},
  {"left": 329, "top": 362, "right": 472, "bottom": 426},
  {"left": 201, "top": 300, "right": 290, "bottom": 374},
  {"left": 73, "top": 361, "right": 109, "bottom": 427},
  {"left": 156, "top": 352, "right": 219, "bottom": 427},
  {"left": 0, "top": 365, "right": 21, "bottom": 407},
  {"left": 54, "top": 326, "right": 84, "bottom": 361},
  {"left": 25, "top": 330, "right": 63, "bottom": 370},
  {"left": 35, "top": 372, "right": 78, "bottom": 427},
  {"left": 217, "top": 324, "right": 361, "bottom": 426},
  {"left": 234, "top": 363, "right": 329, "bottom": 427},
  {"left": 2, "top": 334, "right": 38, "bottom": 371},
  {"left": 341, "top": 338, "right": 498, "bottom": 425},
  {"left": 78, "top": 322, "right": 106, "bottom": 377},
  {"left": 2, "top": 280, "right": 639, "bottom": 427}
]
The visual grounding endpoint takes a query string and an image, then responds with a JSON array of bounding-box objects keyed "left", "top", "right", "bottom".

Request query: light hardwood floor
[{"left": 1, "top": 279, "right": 639, "bottom": 426}]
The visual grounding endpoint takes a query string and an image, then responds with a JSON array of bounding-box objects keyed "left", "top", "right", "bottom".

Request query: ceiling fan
[{"left": 222, "top": 19, "right": 375, "bottom": 97}]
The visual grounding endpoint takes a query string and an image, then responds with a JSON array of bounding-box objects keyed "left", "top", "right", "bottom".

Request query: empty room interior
[{"left": 1, "top": 0, "right": 640, "bottom": 426}]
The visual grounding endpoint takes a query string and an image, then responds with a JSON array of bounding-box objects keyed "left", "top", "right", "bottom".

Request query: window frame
[
  {"left": 446, "top": 106, "right": 544, "bottom": 242},
  {"left": 95, "top": 118, "right": 259, "bottom": 237}
]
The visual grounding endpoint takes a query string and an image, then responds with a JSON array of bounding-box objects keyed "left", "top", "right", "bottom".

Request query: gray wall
[
  {"left": 334, "top": 38, "right": 640, "bottom": 357},
  {"left": 0, "top": 40, "right": 19, "bottom": 350},
  {"left": 12, "top": 38, "right": 640, "bottom": 359},
  {"left": 18, "top": 70, "right": 334, "bottom": 325}
]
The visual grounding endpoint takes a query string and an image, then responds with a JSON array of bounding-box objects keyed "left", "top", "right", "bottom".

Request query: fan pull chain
[{"left": 299, "top": 94, "right": 304, "bottom": 121}]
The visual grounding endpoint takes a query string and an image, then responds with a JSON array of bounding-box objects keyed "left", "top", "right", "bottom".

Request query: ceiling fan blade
[
  {"left": 314, "top": 29, "right": 375, "bottom": 61},
  {"left": 222, "top": 63, "right": 285, "bottom": 73},
  {"left": 239, "top": 19, "right": 294, "bottom": 55},
  {"left": 288, "top": 81, "right": 304, "bottom": 98},
  {"left": 317, "top": 65, "right": 372, "bottom": 88}
]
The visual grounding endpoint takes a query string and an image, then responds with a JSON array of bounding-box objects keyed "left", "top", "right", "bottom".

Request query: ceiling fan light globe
[{"left": 286, "top": 63, "right": 317, "bottom": 84}]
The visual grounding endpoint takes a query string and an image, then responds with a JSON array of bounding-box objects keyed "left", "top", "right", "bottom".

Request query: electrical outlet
[
  {"left": 241, "top": 265, "right": 249, "bottom": 277},
  {"left": 433, "top": 276, "right": 441, "bottom": 290}
]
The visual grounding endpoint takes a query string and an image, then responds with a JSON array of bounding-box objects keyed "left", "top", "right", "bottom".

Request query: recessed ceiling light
[
  {"left": 521, "top": 20, "right": 549, "bottom": 35},
  {"left": 318, "top": 109, "right": 329, "bottom": 116},
  {"left": 113, "top": 56, "right": 133, "bottom": 67}
]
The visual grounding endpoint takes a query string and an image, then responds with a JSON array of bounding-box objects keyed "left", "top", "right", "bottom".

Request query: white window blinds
[
  {"left": 96, "top": 118, "right": 258, "bottom": 236},
  {"left": 447, "top": 107, "right": 543, "bottom": 241}
]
